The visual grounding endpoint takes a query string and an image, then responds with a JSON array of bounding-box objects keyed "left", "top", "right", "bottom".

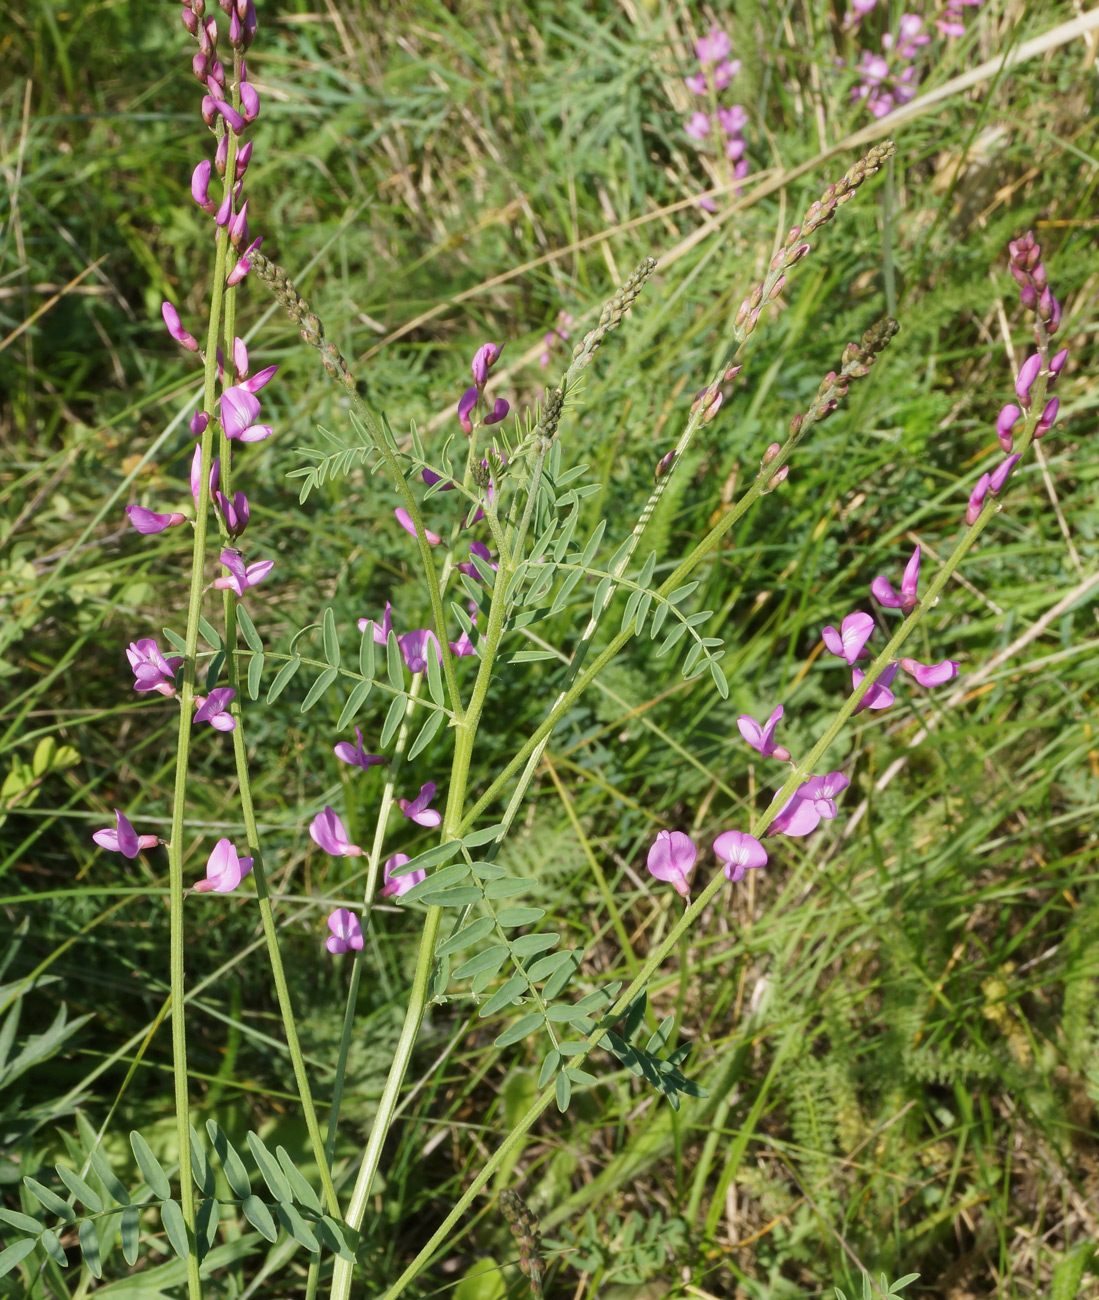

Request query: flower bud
[
  {"left": 240, "top": 80, "right": 260, "bottom": 122},
  {"left": 990, "top": 453, "right": 1021, "bottom": 494},
  {"left": 701, "top": 391, "right": 723, "bottom": 423},
  {"left": 724, "top": 364, "right": 742, "bottom": 382},
  {"left": 1014, "top": 353, "right": 1041, "bottom": 407},
  {"left": 995, "top": 402, "right": 1021, "bottom": 453},
  {"left": 761, "top": 464, "right": 789, "bottom": 493},
  {"left": 162, "top": 302, "right": 200, "bottom": 353},
  {"left": 784, "top": 224, "right": 802, "bottom": 246},
  {"left": 789, "top": 413, "right": 803, "bottom": 436},
  {"left": 768, "top": 274, "right": 786, "bottom": 301},
  {"left": 1019, "top": 284, "right": 1037, "bottom": 310},
  {"left": 655, "top": 449, "right": 677, "bottom": 480},
  {"left": 786, "top": 241, "right": 811, "bottom": 266},
  {"left": 191, "top": 159, "right": 218, "bottom": 215},
  {"left": 966, "top": 472, "right": 990, "bottom": 525},
  {"left": 182, "top": 5, "right": 199, "bottom": 35},
  {"left": 1034, "top": 396, "right": 1059, "bottom": 438},
  {"left": 762, "top": 441, "right": 781, "bottom": 465},
  {"left": 1049, "top": 348, "right": 1068, "bottom": 379}
]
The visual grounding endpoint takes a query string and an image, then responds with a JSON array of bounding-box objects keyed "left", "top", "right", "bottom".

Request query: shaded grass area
[{"left": 2, "top": 0, "right": 1098, "bottom": 1296}]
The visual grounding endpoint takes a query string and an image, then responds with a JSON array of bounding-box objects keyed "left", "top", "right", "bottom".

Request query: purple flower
[
  {"left": 193, "top": 687, "right": 236, "bottom": 731},
  {"left": 221, "top": 385, "right": 273, "bottom": 442},
  {"left": 449, "top": 626, "right": 477, "bottom": 657},
  {"left": 716, "top": 105, "right": 748, "bottom": 134},
  {"left": 206, "top": 96, "right": 245, "bottom": 134},
  {"left": 966, "top": 472, "right": 990, "bottom": 525},
  {"left": 685, "top": 70, "right": 708, "bottom": 94},
  {"left": 458, "top": 386, "right": 479, "bottom": 434},
  {"left": 333, "top": 726, "right": 386, "bottom": 771},
  {"left": 309, "top": 806, "right": 363, "bottom": 857},
  {"left": 899, "top": 657, "right": 959, "bottom": 687},
  {"left": 241, "top": 363, "right": 278, "bottom": 395},
  {"left": 797, "top": 771, "right": 850, "bottom": 819},
  {"left": 871, "top": 545, "right": 921, "bottom": 612},
  {"left": 990, "top": 453, "right": 1021, "bottom": 493},
  {"left": 191, "top": 160, "right": 218, "bottom": 215},
  {"left": 395, "top": 507, "right": 442, "bottom": 546},
  {"left": 695, "top": 27, "right": 731, "bottom": 62},
  {"left": 646, "top": 830, "right": 697, "bottom": 897},
  {"left": 398, "top": 628, "right": 442, "bottom": 674},
  {"left": 852, "top": 662, "right": 899, "bottom": 712},
  {"left": 482, "top": 397, "right": 510, "bottom": 426},
  {"left": 712, "top": 58, "right": 740, "bottom": 89},
  {"left": 1034, "top": 396, "right": 1059, "bottom": 438},
  {"left": 996, "top": 403, "right": 1021, "bottom": 452},
  {"left": 685, "top": 111, "right": 710, "bottom": 141},
  {"left": 421, "top": 468, "right": 454, "bottom": 491},
  {"left": 191, "top": 443, "right": 219, "bottom": 507},
  {"left": 883, "top": 13, "right": 930, "bottom": 58},
  {"left": 382, "top": 852, "right": 425, "bottom": 899},
  {"left": 326, "top": 908, "right": 364, "bottom": 954},
  {"left": 125, "top": 505, "right": 187, "bottom": 535},
  {"left": 1049, "top": 348, "right": 1068, "bottom": 380},
  {"left": 399, "top": 782, "right": 442, "bottom": 828},
  {"left": 1014, "top": 353, "right": 1041, "bottom": 407},
  {"left": 127, "top": 638, "right": 183, "bottom": 696},
  {"left": 822, "top": 611, "right": 875, "bottom": 665},
  {"left": 713, "top": 830, "right": 768, "bottom": 882},
  {"left": 239, "top": 80, "right": 260, "bottom": 122},
  {"left": 212, "top": 549, "right": 273, "bottom": 597},
  {"left": 227, "top": 235, "right": 262, "bottom": 287},
  {"left": 227, "top": 200, "right": 250, "bottom": 249},
  {"left": 458, "top": 540, "right": 498, "bottom": 581},
  {"left": 92, "top": 810, "right": 159, "bottom": 858},
  {"left": 471, "top": 342, "right": 504, "bottom": 385},
  {"left": 358, "top": 602, "right": 393, "bottom": 646},
  {"left": 214, "top": 490, "right": 249, "bottom": 539},
  {"left": 162, "top": 302, "right": 199, "bottom": 353},
  {"left": 736, "top": 705, "right": 792, "bottom": 761},
  {"left": 193, "top": 838, "right": 254, "bottom": 893},
  {"left": 766, "top": 791, "right": 822, "bottom": 837}
]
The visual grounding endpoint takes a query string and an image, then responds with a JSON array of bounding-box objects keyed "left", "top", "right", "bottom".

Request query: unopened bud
[
  {"left": 789, "top": 413, "right": 803, "bottom": 437},
  {"left": 182, "top": 6, "right": 199, "bottom": 35},
  {"left": 749, "top": 284, "right": 764, "bottom": 310},
  {"left": 762, "top": 441, "right": 781, "bottom": 465},
  {"left": 768, "top": 274, "right": 786, "bottom": 301},
  {"left": 996, "top": 403, "right": 1021, "bottom": 453},
  {"left": 724, "top": 364, "right": 742, "bottom": 382},
  {"left": 786, "top": 242, "right": 811, "bottom": 266},
  {"left": 1034, "top": 396, "right": 1059, "bottom": 438},
  {"left": 966, "top": 472, "right": 990, "bottom": 525},
  {"left": 784, "top": 225, "right": 802, "bottom": 246},
  {"left": 1049, "top": 348, "right": 1069, "bottom": 380},
  {"left": 735, "top": 297, "right": 751, "bottom": 327},
  {"left": 770, "top": 250, "right": 785, "bottom": 272},
  {"left": 702, "top": 391, "right": 724, "bottom": 423},
  {"left": 761, "top": 464, "right": 789, "bottom": 493},
  {"left": 1014, "top": 353, "right": 1041, "bottom": 407},
  {"left": 655, "top": 448, "right": 677, "bottom": 480},
  {"left": 990, "top": 453, "right": 1021, "bottom": 493}
]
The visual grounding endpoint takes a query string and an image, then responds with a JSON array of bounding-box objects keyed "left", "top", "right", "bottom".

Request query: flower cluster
[
  {"left": 457, "top": 341, "right": 508, "bottom": 435},
  {"left": 357, "top": 601, "right": 478, "bottom": 674},
  {"left": 848, "top": 5, "right": 982, "bottom": 117},
  {"left": 682, "top": 26, "right": 750, "bottom": 205}
]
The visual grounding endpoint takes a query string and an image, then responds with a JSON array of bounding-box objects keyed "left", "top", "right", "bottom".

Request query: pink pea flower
[
  {"left": 450, "top": 626, "right": 477, "bottom": 657},
  {"left": 996, "top": 403, "right": 1021, "bottom": 452},
  {"left": 399, "top": 628, "right": 442, "bottom": 674},
  {"left": 736, "top": 705, "right": 792, "bottom": 761},
  {"left": 936, "top": 12, "right": 966, "bottom": 36},
  {"left": 685, "top": 70, "right": 708, "bottom": 94},
  {"left": 221, "top": 385, "right": 273, "bottom": 442},
  {"left": 227, "top": 201, "right": 250, "bottom": 249},
  {"left": 713, "top": 830, "right": 768, "bottom": 882},
  {"left": 725, "top": 136, "right": 747, "bottom": 162},
  {"left": 684, "top": 111, "right": 710, "bottom": 141},
  {"left": 399, "top": 783, "right": 442, "bottom": 828},
  {"left": 822, "top": 611, "right": 875, "bottom": 665},
  {"left": 871, "top": 545, "right": 921, "bottom": 612},
  {"left": 358, "top": 602, "right": 394, "bottom": 646},
  {"left": 193, "top": 687, "right": 236, "bottom": 731},
  {"left": 695, "top": 27, "right": 731, "bottom": 62},
  {"left": 213, "top": 548, "right": 273, "bottom": 597},
  {"left": 899, "top": 657, "right": 959, "bottom": 687},
  {"left": 334, "top": 726, "right": 386, "bottom": 771},
  {"left": 883, "top": 13, "right": 930, "bottom": 58},
  {"left": 990, "top": 453, "right": 1021, "bottom": 493},
  {"left": 852, "top": 662, "right": 900, "bottom": 712},
  {"left": 482, "top": 397, "right": 510, "bottom": 426},
  {"left": 712, "top": 58, "right": 741, "bottom": 89},
  {"left": 235, "top": 139, "right": 253, "bottom": 179},
  {"left": 191, "top": 443, "right": 219, "bottom": 507},
  {"left": 766, "top": 791, "right": 822, "bottom": 838},
  {"left": 421, "top": 468, "right": 454, "bottom": 491},
  {"left": 326, "top": 908, "right": 364, "bottom": 954},
  {"left": 309, "top": 806, "right": 363, "bottom": 857},
  {"left": 214, "top": 490, "right": 249, "bottom": 539},
  {"left": 239, "top": 80, "right": 259, "bottom": 123},
  {"left": 125, "top": 505, "right": 187, "bottom": 535},
  {"left": 471, "top": 343, "right": 504, "bottom": 385},
  {"left": 395, "top": 507, "right": 442, "bottom": 546},
  {"left": 967, "top": 472, "right": 990, "bottom": 524},
  {"left": 227, "top": 235, "right": 263, "bottom": 288},
  {"left": 458, "top": 541, "right": 498, "bottom": 580},
  {"left": 1014, "top": 353, "right": 1041, "bottom": 407},
  {"left": 717, "top": 105, "right": 748, "bottom": 134},
  {"left": 1034, "top": 396, "right": 1059, "bottom": 438},
  {"left": 458, "top": 386, "right": 479, "bottom": 434},
  {"left": 205, "top": 96, "right": 245, "bottom": 134},
  {"left": 191, "top": 160, "right": 218, "bottom": 215},
  {"left": 162, "top": 302, "right": 199, "bottom": 353},
  {"left": 193, "top": 838, "right": 254, "bottom": 893},
  {"left": 646, "top": 830, "right": 697, "bottom": 897},
  {"left": 92, "top": 810, "right": 159, "bottom": 858},
  {"left": 241, "top": 363, "right": 278, "bottom": 394},
  {"left": 127, "top": 638, "right": 183, "bottom": 696},
  {"left": 1049, "top": 348, "right": 1068, "bottom": 381},
  {"left": 382, "top": 852, "right": 425, "bottom": 899}
]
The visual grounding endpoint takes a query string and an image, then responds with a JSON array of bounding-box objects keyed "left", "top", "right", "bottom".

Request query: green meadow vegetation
[{"left": 2, "top": 0, "right": 1098, "bottom": 1297}]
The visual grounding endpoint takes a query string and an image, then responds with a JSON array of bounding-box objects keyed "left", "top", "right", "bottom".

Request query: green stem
[
  {"left": 167, "top": 215, "right": 232, "bottom": 1300},
  {"left": 377, "top": 436, "right": 1031, "bottom": 1300},
  {"left": 326, "top": 674, "right": 424, "bottom": 1164}
]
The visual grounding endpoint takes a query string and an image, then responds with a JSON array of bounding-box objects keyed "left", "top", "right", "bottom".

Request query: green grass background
[{"left": 2, "top": 0, "right": 1098, "bottom": 1295}]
